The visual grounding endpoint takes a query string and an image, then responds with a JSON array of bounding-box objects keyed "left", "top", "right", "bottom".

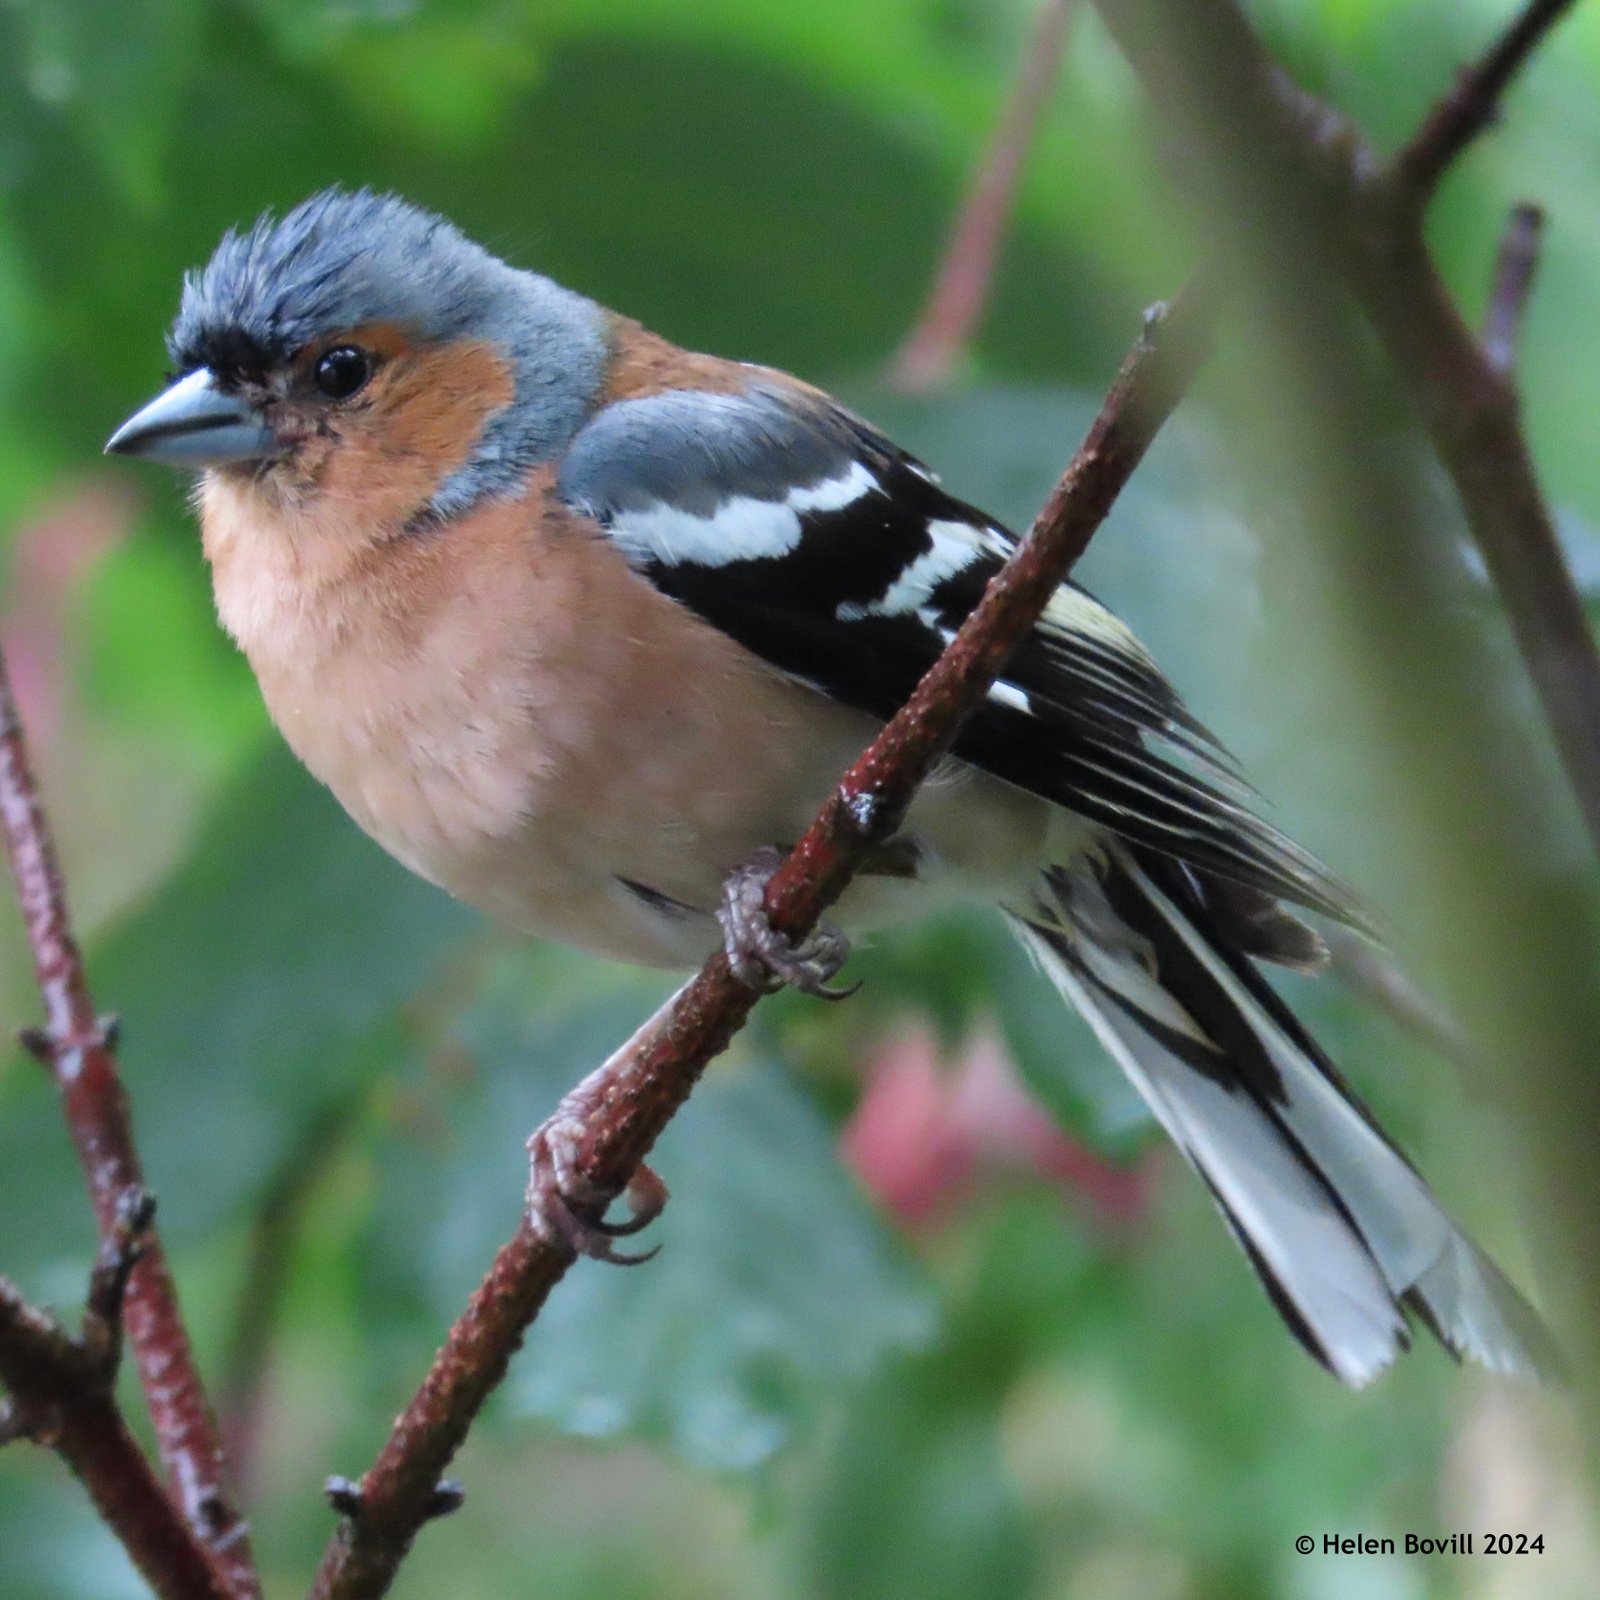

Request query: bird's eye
[{"left": 313, "top": 346, "right": 373, "bottom": 401}]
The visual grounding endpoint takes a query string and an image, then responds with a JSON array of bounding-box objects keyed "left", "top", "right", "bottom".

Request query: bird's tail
[{"left": 1007, "top": 844, "right": 1556, "bottom": 1387}]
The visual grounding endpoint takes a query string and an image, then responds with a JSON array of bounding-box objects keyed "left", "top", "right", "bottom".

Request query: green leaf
[
  {"left": 513, "top": 1056, "right": 935, "bottom": 1469},
  {"left": 361, "top": 944, "right": 935, "bottom": 1471},
  {"left": 330, "top": 14, "right": 546, "bottom": 152},
  {"left": 806, "top": 1389, "right": 1033, "bottom": 1600},
  {"left": 86, "top": 744, "right": 478, "bottom": 1241},
  {"left": 800, "top": 1196, "right": 1080, "bottom": 1600}
]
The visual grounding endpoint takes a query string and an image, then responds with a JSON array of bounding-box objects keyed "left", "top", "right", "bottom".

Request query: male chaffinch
[{"left": 107, "top": 188, "right": 1550, "bottom": 1387}]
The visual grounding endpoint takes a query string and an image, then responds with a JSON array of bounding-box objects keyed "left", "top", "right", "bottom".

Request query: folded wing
[{"left": 561, "top": 379, "right": 1366, "bottom": 926}]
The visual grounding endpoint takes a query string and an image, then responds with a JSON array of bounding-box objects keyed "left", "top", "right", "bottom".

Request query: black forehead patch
[{"left": 167, "top": 188, "right": 504, "bottom": 380}]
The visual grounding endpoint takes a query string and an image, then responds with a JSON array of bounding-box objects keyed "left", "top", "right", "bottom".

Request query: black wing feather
[{"left": 560, "top": 384, "right": 1366, "bottom": 927}]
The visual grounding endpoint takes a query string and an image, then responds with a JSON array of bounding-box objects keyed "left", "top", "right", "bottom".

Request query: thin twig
[
  {"left": 0, "top": 649, "right": 259, "bottom": 1596},
  {"left": 220, "top": 1098, "right": 359, "bottom": 1502},
  {"left": 1483, "top": 201, "right": 1546, "bottom": 375},
  {"left": 889, "top": 0, "right": 1074, "bottom": 391},
  {"left": 0, "top": 1265, "right": 228, "bottom": 1600},
  {"left": 1395, "top": 0, "right": 1579, "bottom": 199},
  {"left": 307, "top": 280, "right": 1216, "bottom": 1600},
  {"left": 1321, "top": 926, "right": 1478, "bottom": 1069}
]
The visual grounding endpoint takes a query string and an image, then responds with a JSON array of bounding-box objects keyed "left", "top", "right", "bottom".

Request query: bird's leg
[
  {"left": 717, "top": 845, "right": 857, "bottom": 999},
  {"left": 526, "top": 1059, "right": 670, "bottom": 1266}
]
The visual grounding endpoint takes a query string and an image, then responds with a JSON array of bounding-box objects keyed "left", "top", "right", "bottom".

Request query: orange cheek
[{"left": 317, "top": 340, "right": 518, "bottom": 527}]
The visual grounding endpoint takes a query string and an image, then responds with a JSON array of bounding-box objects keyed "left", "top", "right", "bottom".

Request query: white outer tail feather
[{"left": 1009, "top": 848, "right": 1554, "bottom": 1387}]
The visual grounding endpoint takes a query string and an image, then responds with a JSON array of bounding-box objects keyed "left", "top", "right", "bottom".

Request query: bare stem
[
  {"left": 1363, "top": 133, "right": 1600, "bottom": 864},
  {"left": 307, "top": 280, "right": 1215, "bottom": 1600},
  {"left": 889, "top": 0, "right": 1074, "bottom": 391},
  {"left": 1396, "top": 0, "right": 1580, "bottom": 200},
  {"left": 0, "top": 648, "right": 259, "bottom": 1597}
]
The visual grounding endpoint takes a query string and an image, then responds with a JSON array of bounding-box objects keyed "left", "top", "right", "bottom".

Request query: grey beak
[{"left": 105, "top": 369, "right": 281, "bottom": 467}]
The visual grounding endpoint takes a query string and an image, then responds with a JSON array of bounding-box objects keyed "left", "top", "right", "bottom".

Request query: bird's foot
[
  {"left": 716, "top": 846, "right": 857, "bottom": 999},
  {"left": 526, "top": 1107, "right": 668, "bottom": 1266}
]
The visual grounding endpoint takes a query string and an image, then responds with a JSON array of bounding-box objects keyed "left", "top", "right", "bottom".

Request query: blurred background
[{"left": 0, "top": 0, "right": 1598, "bottom": 1595}]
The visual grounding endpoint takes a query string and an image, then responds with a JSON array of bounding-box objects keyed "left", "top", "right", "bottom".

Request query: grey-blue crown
[
  {"left": 168, "top": 189, "right": 514, "bottom": 377},
  {"left": 168, "top": 188, "right": 610, "bottom": 519}
]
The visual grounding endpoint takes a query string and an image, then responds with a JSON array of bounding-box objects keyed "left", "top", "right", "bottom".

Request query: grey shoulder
[
  {"left": 558, "top": 382, "right": 861, "bottom": 521},
  {"left": 425, "top": 268, "right": 611, "bottom": 523}
]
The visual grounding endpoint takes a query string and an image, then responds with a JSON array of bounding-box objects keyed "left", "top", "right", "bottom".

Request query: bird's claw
[
  {"left": 717, "top": 846, "right": 858, "bottom": 999},
  {"left": 526, "top": 1115, "right": 668, "bottom": 1266}
]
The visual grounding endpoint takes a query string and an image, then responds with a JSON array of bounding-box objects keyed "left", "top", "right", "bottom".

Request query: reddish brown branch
[
  {"left": 1483, "top": 201, "right": 1545, "bottom": 374},
  {"left": 889, "top": 0, "right": 1074, "bottom": 391},
  {"left": 0, "top": 1251, "right": 227, "bottom": 1600},
  {"left": 308, "top": 281, "right": 1215, "bottom": 1600},
  {"left": 1395, "top": 0, "right": 1579, "bottom": 199},
  {"left": 0, "top": 650, "right": 259, "bottom": 1597}
]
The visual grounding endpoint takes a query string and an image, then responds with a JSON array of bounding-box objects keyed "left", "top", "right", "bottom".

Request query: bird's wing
[{"left": 559, "top": 379, "right": 1365, "bottom": 927}]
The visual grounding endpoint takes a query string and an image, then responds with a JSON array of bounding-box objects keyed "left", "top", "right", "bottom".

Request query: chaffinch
[{"left": 107, "top": 188, "right": 1550, "bottom": 1386}]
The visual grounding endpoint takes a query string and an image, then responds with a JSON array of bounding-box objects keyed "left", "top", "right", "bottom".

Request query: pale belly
[{"left": 278, "top": 656, "right": 1069, "bottom": 969}]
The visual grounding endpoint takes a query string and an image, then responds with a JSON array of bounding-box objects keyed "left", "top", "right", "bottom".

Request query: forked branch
[
  {"left": 0, "top": 1193, "right": 229, "bottom": 1600},
  {"left": 0, "top": 651, "right": 258, "bottom": 1596},
  {"left": 1094, "top": 0, "right": 1600, "bottom": 861}
]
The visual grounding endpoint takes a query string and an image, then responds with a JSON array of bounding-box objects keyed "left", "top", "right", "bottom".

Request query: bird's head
[{"left": 106, "top": 189, "right": 608, "bottom": 528}]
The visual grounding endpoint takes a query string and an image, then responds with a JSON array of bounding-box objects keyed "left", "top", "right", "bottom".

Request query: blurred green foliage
[{"left": 0, "top": 0, "right": 1596, "bottom": 1596}]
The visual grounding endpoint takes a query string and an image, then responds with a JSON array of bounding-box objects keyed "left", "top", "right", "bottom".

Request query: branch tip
[
  {"left": 1484, "top": 200, "right": 1546, "bottom": 376},
  {"left": 424, "top": 1480, "right": 466, "bottom": 1522},
  {"left": 325, "top": 1476, "right": 365, "bottom": 1519}
]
